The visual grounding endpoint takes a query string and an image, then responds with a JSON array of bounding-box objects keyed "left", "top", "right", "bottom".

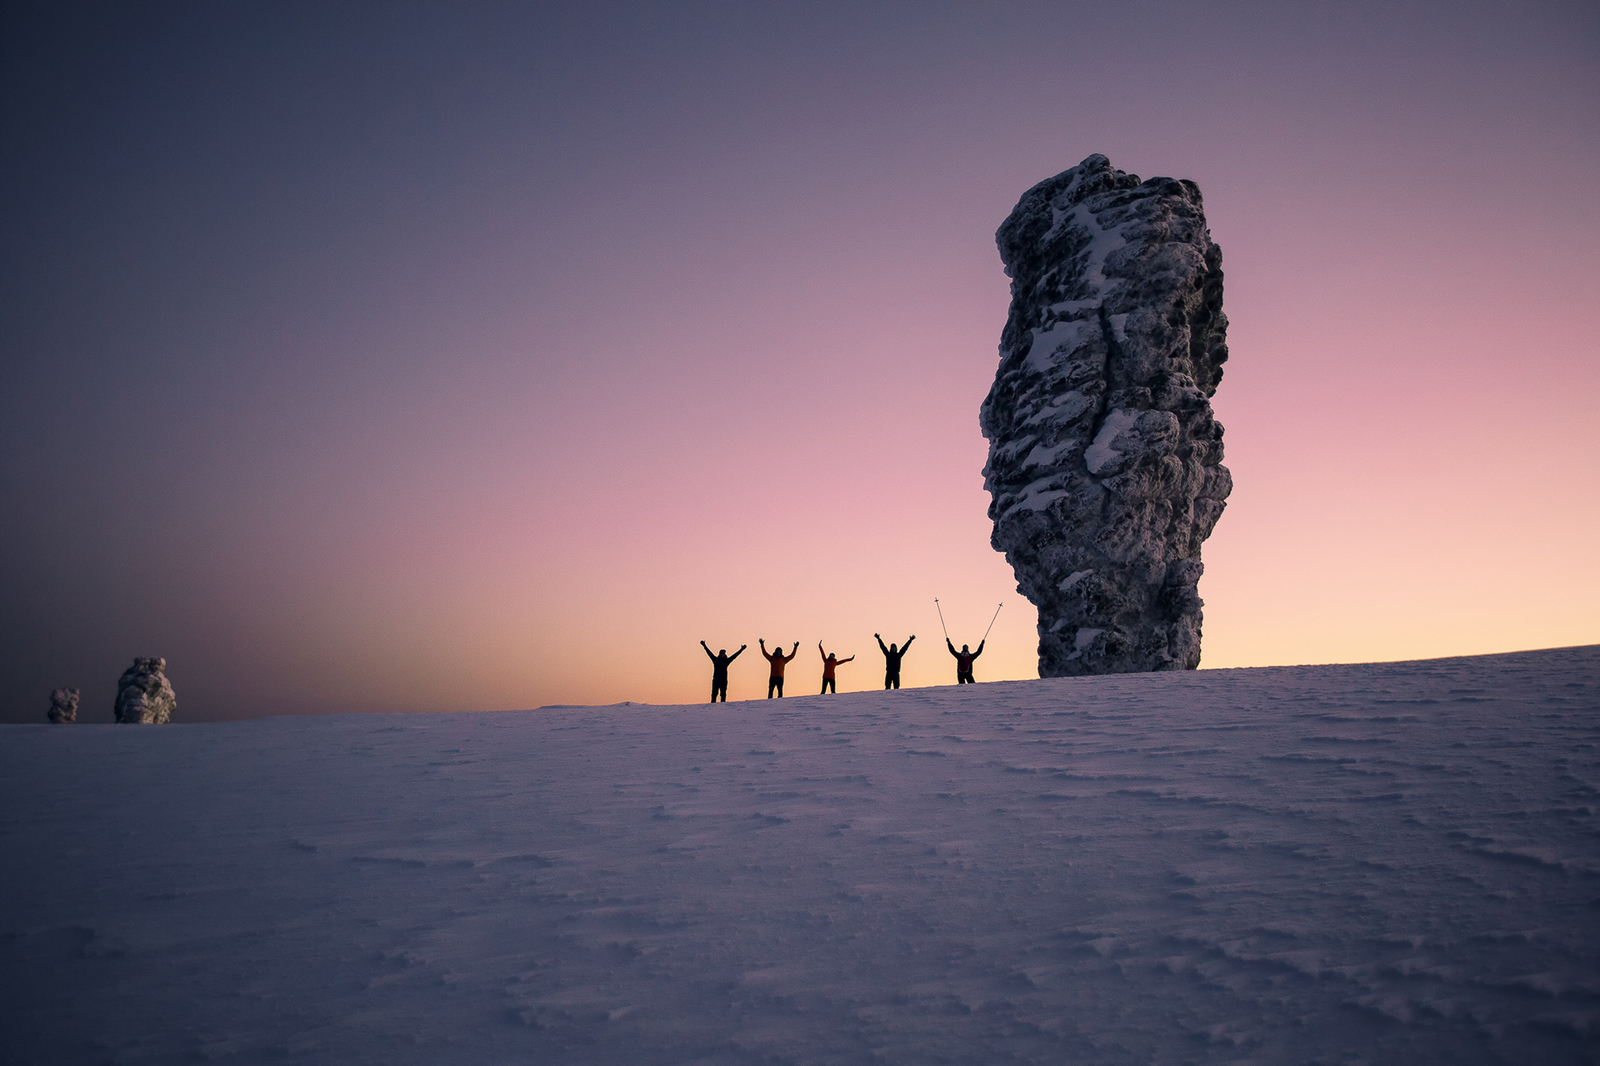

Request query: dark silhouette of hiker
[
  {"left": 819, "top": 642, "right": 854, "bottom": 694},
  {"left": 701, "top": 641, "right": 745, "bottom": 702},
  {"left": 875, "top": 633, "right": 915, "bottom": 689},
  {"left": 760, "top": 640, "right": 799, "bottom": 698},
  {"left": 947, "top": 638, "right": 984, "bottom": 683}
]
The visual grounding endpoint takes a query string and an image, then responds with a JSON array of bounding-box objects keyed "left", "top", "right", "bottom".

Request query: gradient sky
[{"left": 3, "top": 1, "right": 1597, "bottom": 722}]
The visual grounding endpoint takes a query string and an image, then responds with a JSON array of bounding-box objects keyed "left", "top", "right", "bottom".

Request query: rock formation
[
  {"left": 114, "top": 657, "right": 176, "bottom": 724},
  {"left": 48, "top": 688, "right": 79, "bottom": 723},
  {"left": 980, "top": 154, "right": 1230, "bottom": 676}
]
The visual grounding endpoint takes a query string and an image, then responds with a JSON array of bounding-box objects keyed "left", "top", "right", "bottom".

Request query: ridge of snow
[{"left": 1057, "top": 569, "right": 1095, "bottom": 592}]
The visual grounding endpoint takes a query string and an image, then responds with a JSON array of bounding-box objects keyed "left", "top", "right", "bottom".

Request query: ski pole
[
  {"left": 981, "top": 602, "right": 1003, "bottom": 642},
  {"left": 934, "top": 598, "right": 950, "bottom": 641}
]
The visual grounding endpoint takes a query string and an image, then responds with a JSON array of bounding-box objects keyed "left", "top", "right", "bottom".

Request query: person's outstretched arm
[
  {"left": 729, "top": 645, "right": 746, "bottom": 661},
  {"left": 947, "top": 638, "right": 957, "bottom": 656},
  {"left": 819, "top": 642, "right": 826, "bottom": 661},
  {"left": 876, "top": 634, "right": 888, "bottom": 654},
  {"left": 839, "top": 655, "right": 854, "bottom": 664},
  {"left": 973, "top": 640, "right": 984, "bottom": 658},
  {"left": 702, "top": 641, "right": 715, "bottom": 661},
  {"left": 903, "top": 635, "right": 915, "bottom": 651},
  {"left": 760, "top": 639, "right": 773, "bottom": 662}
]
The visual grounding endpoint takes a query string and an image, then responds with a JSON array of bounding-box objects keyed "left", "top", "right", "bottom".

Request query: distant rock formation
[
  {"left": 980, "top": 154, "right": 1231, "bottom": 676},
  {"left": 48, "top": 688, "right": 79, "bottom": 723},
  {"left": 114, "top": 658, "right": 176, "bottom": 724}
]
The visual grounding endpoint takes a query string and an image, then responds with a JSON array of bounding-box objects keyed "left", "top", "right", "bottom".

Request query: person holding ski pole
[
  {"left": 819, "top": 642, "right": 854, "bottom": 694},
  {"left": 700, "top": 641, "right": 745, "bottom": 702},
  {"left": 759, "top": 639, "right": 799, "bottom": 698},
  {"left": 875, "top": 633, "right": 915, "bottom": 690},
  {"left": 947, "top": 638, "right": 984, "bottom": 683}
]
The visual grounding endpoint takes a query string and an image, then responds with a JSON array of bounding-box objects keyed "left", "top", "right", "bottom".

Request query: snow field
[{"left": 3, "top": 646, "right": 1597, "bottom": 1064}]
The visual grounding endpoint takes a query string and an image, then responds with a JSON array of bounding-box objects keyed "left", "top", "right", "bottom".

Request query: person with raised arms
[
  {"left": 700, "top": 641, "right": 745, "bottom": 703},
  {"left": 818, "top": 642, "right": 854, "bottom": 694},
  {"left": 875, "top": 633, "right": 915, "bottom": 690},
  {"left": 759, "top": 639, "right": 799, "bottom": 699},
  {"left": 947, "top": 638, "right": 984, "bottom": 683}
]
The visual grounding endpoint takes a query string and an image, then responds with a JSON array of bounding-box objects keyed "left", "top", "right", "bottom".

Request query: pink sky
[{"left": 3, "top": 2, "right": 1596, "bottom": 719}]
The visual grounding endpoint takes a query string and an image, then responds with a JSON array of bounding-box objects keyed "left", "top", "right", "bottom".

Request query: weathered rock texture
[
  {"left": 48, "top": 688, "right": 79, "bottom": 723},
  {"left": 114, "top": 657, "right": 176, "bottom": 724},
  {"left": 980, "top": 154, "right": 1230, "bottom": 676}
]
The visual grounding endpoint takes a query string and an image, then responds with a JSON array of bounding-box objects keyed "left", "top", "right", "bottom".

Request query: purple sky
[{"left": 3, "top": 1, "right": 1597, "bottom": 722}]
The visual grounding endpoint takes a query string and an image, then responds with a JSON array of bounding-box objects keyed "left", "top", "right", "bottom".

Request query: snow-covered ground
[{"left": 4, "top": 646, "right": 1598, "bottom": 1065}]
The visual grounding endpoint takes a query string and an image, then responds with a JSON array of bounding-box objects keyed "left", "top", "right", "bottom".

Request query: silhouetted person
[
  {"left": 819, "top": 642, "right": 854, "bottom": 694},
  {"left": 760, "top": 639, "right": 799, "bottom": 698},
  {"left": 948, "top": 638, "right": 984, "bottom": 683},
  {"left": 701, "top": 641, "right": 745, "bottom": 702},
  {"left": 875, "top": 633, "right": 915, "bottom": 689}
]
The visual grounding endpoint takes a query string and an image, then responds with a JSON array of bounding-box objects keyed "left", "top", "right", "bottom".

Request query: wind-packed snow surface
[{"left": 4, "top": 646, "right": 1598, "bottom": 1064}]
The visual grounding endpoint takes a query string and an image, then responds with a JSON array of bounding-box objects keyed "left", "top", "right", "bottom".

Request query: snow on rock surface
[
  {"left": 981, "top": 154, "right": 1230, "bottom": 676},
  {"left": 47, "top": 687, "right": 79, "bottom": 723},
  {"left": 3, "top": 646, "right": 1598, "bottom": 1064},
  {"left": 113, "top": 656, "right": 174, "bottom": 724}
]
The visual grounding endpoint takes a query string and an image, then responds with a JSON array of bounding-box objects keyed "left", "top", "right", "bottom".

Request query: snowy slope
[{"left": 3, "top": 646, "right": 1598, "bottom": 1065}]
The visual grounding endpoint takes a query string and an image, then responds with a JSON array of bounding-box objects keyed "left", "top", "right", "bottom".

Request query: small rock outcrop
[
  {"left": 980, "top": 154, "right": 1231, "bottom": 676},
  {"left": 114, "top": 658, "right": 176, "bottom": 724},
  {"left": 48, "top": 688, "right": 79, "bottom": 723}
]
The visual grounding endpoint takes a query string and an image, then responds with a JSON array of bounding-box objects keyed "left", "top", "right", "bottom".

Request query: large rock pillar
[
  {"left": 114, "top": 657, "right": 176, "bottom": 723},
  {"left": 980, "top": 154, "right": 1231, "bottom": 675}
]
